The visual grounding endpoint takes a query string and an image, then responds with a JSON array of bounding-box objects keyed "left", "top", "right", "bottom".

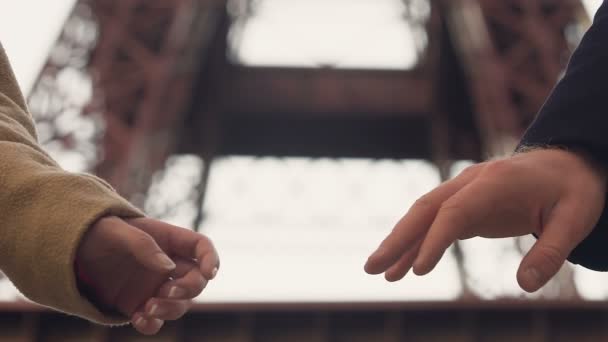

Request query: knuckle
[
  {"left": 131, "top": 231, "right": 158, "bottom": 249},
  {"left": 535, "top": 244, "right": 566, "bottom": 271},
  {"left": 199, "top": 235, "right": 214, "bottom": 249},
  {"left": 460, "top": 163, "right": 484, "bottom": 176},
  {"left": 482, "top": 159, "right": 515, "bottom": 176},
  {"left": 194, "top": 234, "right": 214, "bottom": 252},
  {"left": 190, "top": 276, "right": 207, "bottom": 296},
  {"left": 438, "top": 200, "right": 463, "bottom": 218},
  {"left": 437, "top": 200, "right": 474, "bottom": 229},
  {"left": 135, "top": 232, "right": 155, "bottom": 246},
  {"left": 412, "top": 195, "right": 434, "bottom": 210}
]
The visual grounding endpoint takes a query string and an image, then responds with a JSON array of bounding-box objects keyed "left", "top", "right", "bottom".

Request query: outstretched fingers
[
  {"left": 365, "top": 164, "right": 482, "bottom": 275},
  {"left": 384, "top": 239, "right": 422, "bottom": 282},
  {"left": 411, "top": 179, "right": 497, "bottom": 275}
]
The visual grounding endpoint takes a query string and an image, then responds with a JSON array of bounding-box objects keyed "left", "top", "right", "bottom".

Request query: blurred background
[{"left": 1, "top": 0, "right": 607, "bottom": 340}]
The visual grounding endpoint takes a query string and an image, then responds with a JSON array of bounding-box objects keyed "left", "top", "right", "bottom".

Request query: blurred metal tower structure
[
  {"left": 87, "top": 0, "right": 226, "bottom": 207},
  {"left": 29, "top": 0, "right": 588, "bottom": 204},
  {"left": 441, "top": 0, "right": 589, "bottom": 156},
  {"left": 11, "top": 0, "right": 602, "bottom": 339},
  {"left": 27, "top": 0, "right": 588, "bottom": 300},
  {"left": 24, "top": 0, "right": 588, "bottom": 299}
]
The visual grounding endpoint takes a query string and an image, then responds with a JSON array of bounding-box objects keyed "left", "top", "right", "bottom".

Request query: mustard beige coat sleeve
[{"left": 0, "top": 44, "right": 143, "bottom": 324}]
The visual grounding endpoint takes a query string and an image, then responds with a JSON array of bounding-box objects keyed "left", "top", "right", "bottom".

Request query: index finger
[{"left": 364, "top": 164, "right": 482, "bottom": 275}]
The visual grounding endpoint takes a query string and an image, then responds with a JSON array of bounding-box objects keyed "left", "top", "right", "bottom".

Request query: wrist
[{"left": 517, "top": 144, "right": 608, "bottom": 188}]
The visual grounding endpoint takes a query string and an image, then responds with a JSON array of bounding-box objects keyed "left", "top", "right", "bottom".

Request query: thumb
[
  {"left": 120, "top": 226, "right": 176, "bottom": 273},
  {"left": 516, "top": 199, "right": 588, "bottom": 292}
]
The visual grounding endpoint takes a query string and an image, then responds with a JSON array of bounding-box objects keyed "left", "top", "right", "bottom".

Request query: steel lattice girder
[
  {"left": 440, "top": 0, "right": 587, "bottom": 155},
  {"left": 88, "top": 0, "right": 226, "bottom": 203},
  {"left": 31, "top": 0, "right": 587, "bottom": 199}
]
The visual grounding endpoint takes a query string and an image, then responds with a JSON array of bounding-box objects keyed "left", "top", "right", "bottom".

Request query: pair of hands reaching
[
  {"left": 76, "top": 148, "right": 606, "bottom": 335},
  {"left": 365, "top": 149, "right": 607, "bottom": 292},
  {"left": 76, "top": 216, "right": 219, "bottom": 335}
]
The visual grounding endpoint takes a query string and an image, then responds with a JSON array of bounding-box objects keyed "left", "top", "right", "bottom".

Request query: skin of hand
[
  {"left": 364, "top": 149, "right": 607, "bottom": 292},
  {"left": 76, "top": 216, "right": 220, "bottom": 335}
]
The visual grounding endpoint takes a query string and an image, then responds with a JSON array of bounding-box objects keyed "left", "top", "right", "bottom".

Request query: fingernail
[
  {"left": 157, "top": 254, "right": 176, "bottom": 270},
  {"left": 525, "top": 267, "right": 542, "bottom": 287},
  {"left": 135, "top": 317, "right": 146, "bottom": 327},
  {"left": 168, "top": 286, "right": 187, "bottom": 299},
  {"left": 148, "top": 304, "right": 159, "bottom": 316},
  {"left": 211, "top": 267, "right": 218, "bottom": 279}
]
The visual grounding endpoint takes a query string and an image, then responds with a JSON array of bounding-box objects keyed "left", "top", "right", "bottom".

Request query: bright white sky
[
  {"left": 234, "top": 0, "right": 420, "bottom": 69},
  {"left": 0, "top": 0, "right": 607, "bottom": 304},
  {"left": 0, "top": 0, "right": 602, "bottom": 93},
  {"left": 0, "top": 0, "right": 77, "bottom": 93}
]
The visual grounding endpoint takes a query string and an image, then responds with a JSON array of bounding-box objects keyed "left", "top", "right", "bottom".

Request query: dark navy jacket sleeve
[{"left": 518, "top": 1, "right": 608, "bottom": 271}]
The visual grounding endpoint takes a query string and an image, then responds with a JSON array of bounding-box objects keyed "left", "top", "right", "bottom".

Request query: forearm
[{"left": 0, "top": 44, "right": 143, "bottom": 323}]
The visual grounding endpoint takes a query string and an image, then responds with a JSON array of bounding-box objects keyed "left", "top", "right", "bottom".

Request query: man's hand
[
  {"left": 76, "top": 217, "right": 219, "bottom": 335},
  {"left": 365, "top": 149, "right": 607, "bottom": 292}
]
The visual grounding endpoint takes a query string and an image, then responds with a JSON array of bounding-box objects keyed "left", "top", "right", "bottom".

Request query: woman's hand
[
  {"left": 365, "top": 149, "right": 606, "bottom": 292},
  {"left": 76, "top": 217, "right": 219, "bottom": 335}
]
